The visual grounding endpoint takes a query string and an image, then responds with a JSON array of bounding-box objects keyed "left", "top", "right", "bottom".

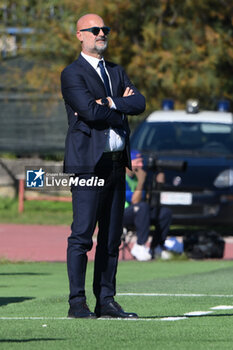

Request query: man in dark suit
[{"left": 61, "top": 13, "right": 145, "bottom": 318}]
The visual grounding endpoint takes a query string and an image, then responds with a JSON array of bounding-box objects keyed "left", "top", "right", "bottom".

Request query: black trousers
[
  {"left": 123, "top": 202, "right": 150, "bottom": 245},
  {"left": 123, "top": 201, "right": 172, "bottom": 247},
  {"left": 67, "top": 156, "right": 125, "bottom": 306}
]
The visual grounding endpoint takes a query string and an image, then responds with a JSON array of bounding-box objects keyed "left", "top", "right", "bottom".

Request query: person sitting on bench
[{"left": 123, "top": 152, "right": 172, "bottom": 261}]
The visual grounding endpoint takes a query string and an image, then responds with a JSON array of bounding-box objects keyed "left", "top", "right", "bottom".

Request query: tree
[{"left": 1, "top": 0, "right": 233, "bottom": 112}]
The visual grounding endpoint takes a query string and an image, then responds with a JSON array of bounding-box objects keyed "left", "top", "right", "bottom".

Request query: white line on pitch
[
  {"left": 0, "top": 317, "right": 69, "bottom": 320},
  {"left": 0, "top": 316, "right": 187, "bottom": 322},
  {"left": 98, "top": 317, "right": 188, "bottom": 322},
  {"left": 211, "top": 305, "right": 233, "bottom": 310},
  {"left": 117, "top": 293, "right": 233, "bottom": 298}
]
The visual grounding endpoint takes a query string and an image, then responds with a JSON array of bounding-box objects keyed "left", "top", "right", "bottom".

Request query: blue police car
[{"left": 130, "top": 100, "right": 233, "bottom": 226}]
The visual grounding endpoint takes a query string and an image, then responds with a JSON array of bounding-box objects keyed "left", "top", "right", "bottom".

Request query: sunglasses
[{"left": 80, "top": 26, "right": 111, "bottom": 36}]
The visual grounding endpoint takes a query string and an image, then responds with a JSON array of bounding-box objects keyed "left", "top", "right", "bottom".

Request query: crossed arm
[
  {"left": 61, "top": 66, "right": 145, "bottom": 127},
  {"left": 96, "top": 87, "right": 135, "bottom": 107}
]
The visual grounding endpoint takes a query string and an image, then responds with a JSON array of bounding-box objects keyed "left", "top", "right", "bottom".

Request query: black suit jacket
[{"left": 61, "top": 54, "right": 145, "bottom": 173}]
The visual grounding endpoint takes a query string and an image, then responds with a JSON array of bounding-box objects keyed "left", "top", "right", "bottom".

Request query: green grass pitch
[{"left": 1, "top": 260, "right": 233, "bottom": 349}]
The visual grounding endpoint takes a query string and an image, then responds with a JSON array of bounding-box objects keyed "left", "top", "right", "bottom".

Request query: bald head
[
  {"left": 76, "top": 13, "right": 109, "bottom": 58},
  {"left": 77, "top": 14, "right": 104, "bottom": 32}
]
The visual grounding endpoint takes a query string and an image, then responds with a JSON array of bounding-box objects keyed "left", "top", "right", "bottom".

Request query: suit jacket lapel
[
  {"left": 76, "top": 55, "right": 120, "bottom": 98},
  {"left": 105, "top": 62, "right": 119, "bottom": 97},
  {"left": 76, "top": 55, "right": 106, "bottom": 96}
]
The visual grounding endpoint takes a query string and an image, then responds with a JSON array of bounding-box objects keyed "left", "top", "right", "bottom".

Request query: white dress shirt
[{"left": 81, "top": 52, "right": 125, "bottom": 152}]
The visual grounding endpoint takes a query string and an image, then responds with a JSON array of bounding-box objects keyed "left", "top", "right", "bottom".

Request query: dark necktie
[
  {"left": 98, "top": 60, "right": 112, "bottom": 96},
  {"left": 99, "top": 60, "right": 125, "bottom": 138}
]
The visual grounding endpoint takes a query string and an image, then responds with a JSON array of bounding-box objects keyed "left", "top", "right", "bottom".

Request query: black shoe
[
  {"left": 95, "top": 300, "right": 138, "bottom": 318},
  {"left": 68, "top": 301, "right": 96, "bottom": 319}
]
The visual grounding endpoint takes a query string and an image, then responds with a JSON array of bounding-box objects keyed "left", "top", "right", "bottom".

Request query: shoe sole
[{"left": 97, "top": 314, "right": 138, "bottom": 319}]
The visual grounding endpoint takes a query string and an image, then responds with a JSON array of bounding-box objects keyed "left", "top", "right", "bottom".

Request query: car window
[{"left": 131, "top": 122, "right": 233, "bottom": 155}]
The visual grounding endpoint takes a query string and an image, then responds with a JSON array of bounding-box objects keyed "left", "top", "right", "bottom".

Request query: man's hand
[
  {"left": 123, "top": 87, "right": 135, "bottom": 97},
  {"left": 131, "top": 168, "right": 147, "bottom": 205},
  {"left": 156, "top": 172, "right": 165, "bottom": 184},
  {"left": 96, "top": 97, "right": 113, "bottom": 108},
  {"left": 134, "top": 168, "right": 147, "bottom": 183}
]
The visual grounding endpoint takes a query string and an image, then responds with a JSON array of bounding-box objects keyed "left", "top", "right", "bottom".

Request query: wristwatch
[{"left": 101, "top": 98, "right": 109, "bottom": 107}]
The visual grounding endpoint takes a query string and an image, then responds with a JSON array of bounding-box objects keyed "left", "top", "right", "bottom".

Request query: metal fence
[{"left": 0, "top": 92, "right": 67, "bottom": 154}]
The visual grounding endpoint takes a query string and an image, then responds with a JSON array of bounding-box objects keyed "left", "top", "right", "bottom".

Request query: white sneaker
[
  {"left": 161, "top": 250, "right": 173, "bottom": 260},
  {"left": 131, "top": 243, "right": 152, "bottom": 261}
]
